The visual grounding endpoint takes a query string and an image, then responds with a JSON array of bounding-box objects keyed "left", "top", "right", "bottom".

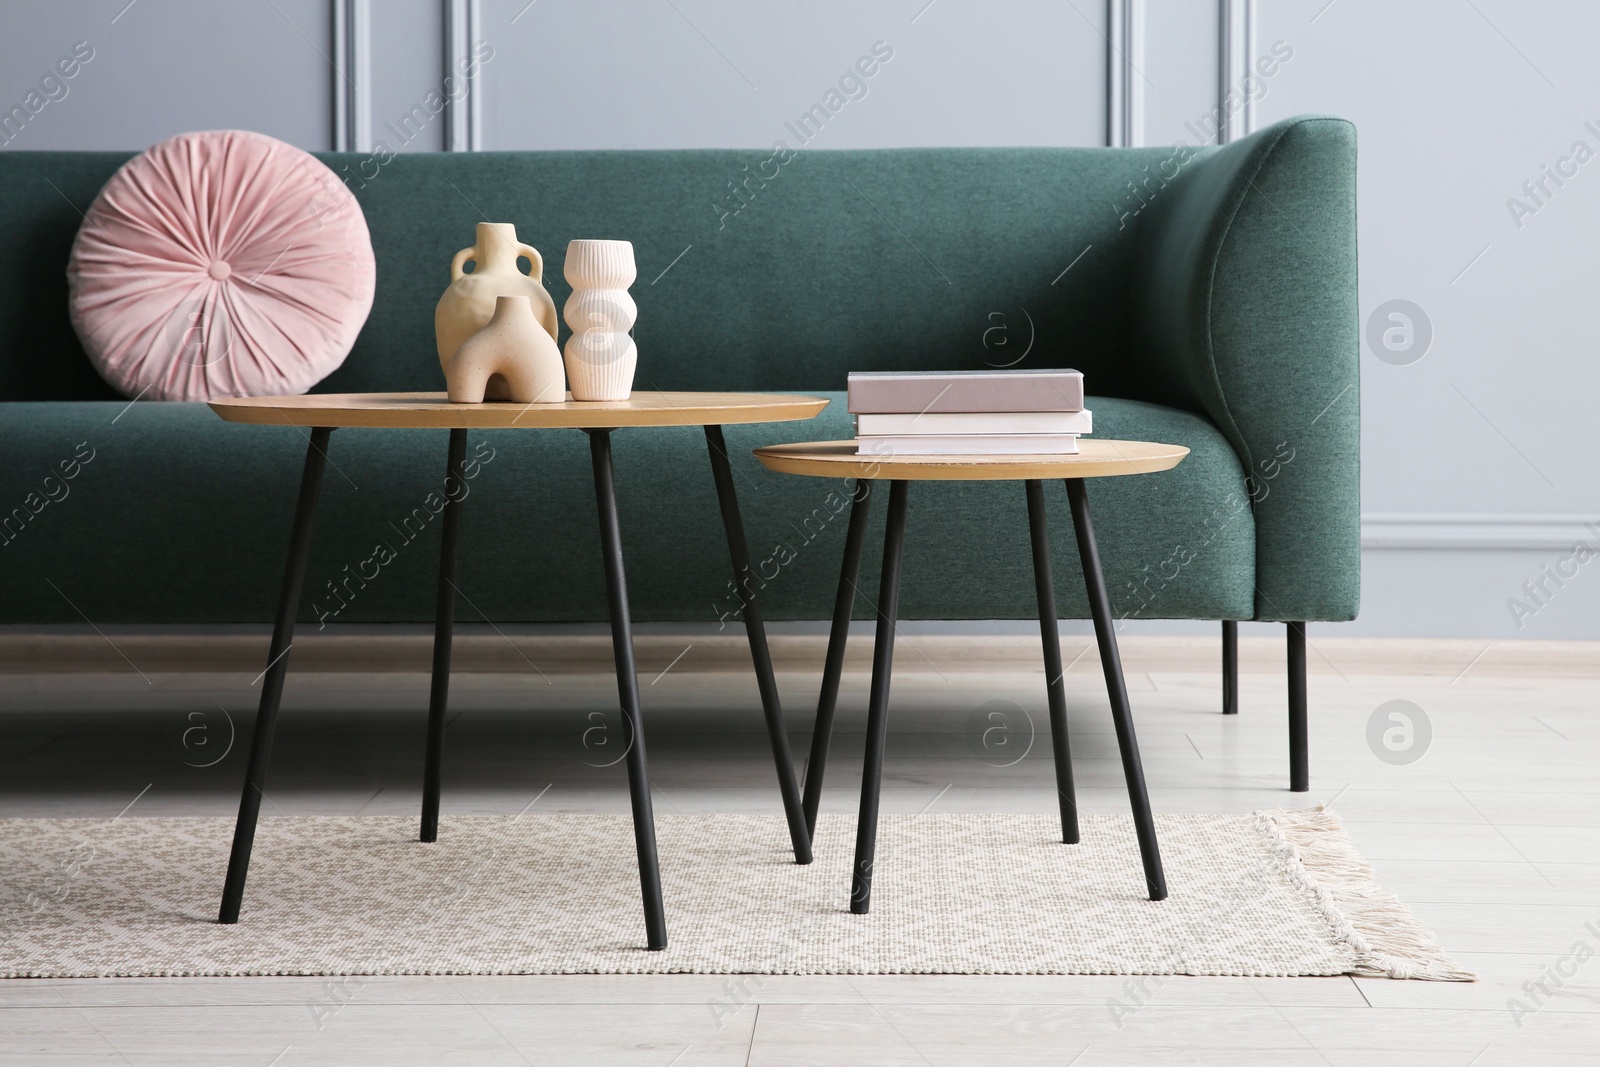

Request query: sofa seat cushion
[{"left": 0, "top": 395, "right": 1252, "bottom": 625}]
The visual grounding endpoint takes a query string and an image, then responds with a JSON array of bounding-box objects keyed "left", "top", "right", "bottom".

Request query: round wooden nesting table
[
  {"left": 754, "top": 438, "right": 1188, "bottom": 480},
  {"left": 209, "top": 390, "right": 828, "bottom": 429},
  {"left": 752, "top": 439, "right": 1190, "bottom": 911},
  {"left": 208, "top": 391, "right": 829, "bottom": 951}
]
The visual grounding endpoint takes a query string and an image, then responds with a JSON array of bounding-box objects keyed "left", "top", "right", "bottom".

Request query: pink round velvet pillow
[{"left": 67, "top": 130, "right": 375, "bottom": 401}]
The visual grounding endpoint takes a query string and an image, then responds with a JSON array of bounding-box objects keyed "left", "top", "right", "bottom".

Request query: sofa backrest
[{"left": 0, "top": 144, "right": 1192, "bottom": 402}]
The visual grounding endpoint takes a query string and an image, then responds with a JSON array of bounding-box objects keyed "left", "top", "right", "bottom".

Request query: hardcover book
[
  {"left": 847, "top": 369, "right": 1084, "bottom": 414},
  {"left": 854, "top": 434, "right": 1080, "bottom": 457},
  {"left": 855, "top": 409, "right": 1092, "bottom": 436}
]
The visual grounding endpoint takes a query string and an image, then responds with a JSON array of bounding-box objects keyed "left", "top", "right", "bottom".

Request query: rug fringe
[{"left": 1256, "top": 806, "right": 1475, "bottom": 982}]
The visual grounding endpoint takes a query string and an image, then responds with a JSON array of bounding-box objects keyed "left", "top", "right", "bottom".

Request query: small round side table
[
  {"left": 753, "top": 439, "right": 1190, "bottom": 910},
  {"left": 209, "top": 391, "right": 829, "bottom": 951}
]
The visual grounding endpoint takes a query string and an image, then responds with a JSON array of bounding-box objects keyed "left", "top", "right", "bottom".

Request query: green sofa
[{"left": 0, "top": 116, "right": 1357, "bottom": 782}]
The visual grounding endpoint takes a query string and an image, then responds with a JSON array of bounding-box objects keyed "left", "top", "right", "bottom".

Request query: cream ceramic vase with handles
[{"left": 435, "top": 222, "right": 559, "bottom": 400}]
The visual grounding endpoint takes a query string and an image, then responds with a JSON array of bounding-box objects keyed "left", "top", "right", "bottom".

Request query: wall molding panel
[
  {"left": 1105, "top": 0, "right": 1144, "bottom": 147},
  {"left": 333, "top": 0, "right": 372, "bottom": 151},
  {"left": 444, "top": 0, "right": 483, "bottom": 151},
  {"left": 1107, "top": 0, "right": 1145, "bottom": 147},
  {"left": 1362, "top": 514, "right": 1600, "bottom": 552},
  {"left": 1218, "top": 0, "right": 1254, "bottom": 142}
]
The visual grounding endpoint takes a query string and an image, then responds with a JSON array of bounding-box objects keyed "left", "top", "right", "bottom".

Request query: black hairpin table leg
[
  {"left": 850, "top": 480, "right": 909, "bottom": 915},
  {"left": 421, "top": 427, "right": 468, "bottom": 843},
  {"left": 219, "top": 427, "right": 332, "bottom": 924},
  {"left": 802, "top": 480, "right": 874, "bottom": 839},
  {"left": 1024, "top": 480, "right": 1080, "bottom": 845},
  {"left": 703, "top": 425, "right": 812, "bottom": 864},
  {"left": 1064, "top": 478, "right": 1167, "bottom": 902},
  {"left": 588, "top": 429, "right": 668, "bottom": 950}
]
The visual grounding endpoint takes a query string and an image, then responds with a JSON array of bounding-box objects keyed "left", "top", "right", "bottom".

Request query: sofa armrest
[{"left": 1131, "top": 115, "right": 1360, "bottom": 622}]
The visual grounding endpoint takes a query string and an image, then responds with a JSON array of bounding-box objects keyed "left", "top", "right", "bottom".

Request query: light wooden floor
[{"left": 2, "top": 633, "right": 1597, "bottom": 1064}]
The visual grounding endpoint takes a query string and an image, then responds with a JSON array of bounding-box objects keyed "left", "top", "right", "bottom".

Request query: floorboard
[{"left": 2, "top": 634, "right": 1597, "bottom": 1063}]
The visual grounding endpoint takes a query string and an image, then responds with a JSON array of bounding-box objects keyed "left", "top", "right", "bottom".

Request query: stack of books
[{"left": 848, "top": 369, "right": 1089, "bottom": 456}]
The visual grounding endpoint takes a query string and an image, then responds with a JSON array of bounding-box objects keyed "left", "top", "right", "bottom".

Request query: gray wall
[
  {"left": 3, "top": 0, "right": 1596, "bottom": 638},
  {"left": 370, "top": 0, "right": 446, "bottom": 154},
  {"left": 477, "top": 0, "right": 1104, "bottom": 149},
  {"left": 0, "top": 0, "right": 333, "bottom": 150},
  {"left": 1249, "top": 0, "right": 1600, "bottom": 639}
]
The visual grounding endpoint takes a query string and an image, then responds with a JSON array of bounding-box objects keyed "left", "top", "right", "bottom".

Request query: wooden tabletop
[
  {"left": 208, "top": 391, "right": 830, "bottom": 429},
  {"left": 753, "top": 439, "right": 1189, "bottom": 481}
]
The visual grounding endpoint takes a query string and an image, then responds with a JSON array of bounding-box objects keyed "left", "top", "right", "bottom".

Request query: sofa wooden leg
[
  {"left": 1222, "top": 620, "right": 1238, "bottom": 715},
  {"left": 1287, "top": 621, "right": 1308, "bottom": 792}
]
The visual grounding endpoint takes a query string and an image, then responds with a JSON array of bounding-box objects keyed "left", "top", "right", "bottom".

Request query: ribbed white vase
[{"left": 562, "top": 240, "right": 637, "bottom": 401}]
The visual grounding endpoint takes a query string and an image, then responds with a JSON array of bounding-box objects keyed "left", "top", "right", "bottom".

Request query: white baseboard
[{"left": 1351, "top": 513, "right": 1600, "bottom": 638}]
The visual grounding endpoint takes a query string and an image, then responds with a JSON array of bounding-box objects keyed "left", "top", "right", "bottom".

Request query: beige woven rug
[{"left": 0, "top": 809, "right": 1469, "bottom": 980}]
